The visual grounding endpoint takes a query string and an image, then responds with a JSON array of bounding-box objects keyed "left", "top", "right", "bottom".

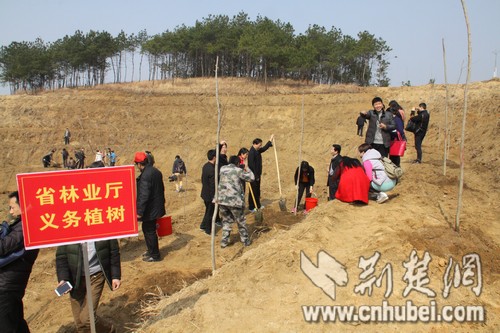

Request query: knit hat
[
  {"left": 372, "top": 96, "right": 383, "bottom": 106},
  {"left": 134, "top": 152, "right": 147, "bottom": 163}
]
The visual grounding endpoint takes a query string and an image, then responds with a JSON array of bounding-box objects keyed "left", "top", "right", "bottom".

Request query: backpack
[
  {"left": 405, "top": 119, "right": 418, "bottom": 133},
  {"left": 371, "top": 157, "right": 403, "bottom": 181},
  {"left": 0, "top": 221, "right": 26, "bottom": 268},
  {"left": 379, "top": 157, "right": 403, "bottom": 180}
]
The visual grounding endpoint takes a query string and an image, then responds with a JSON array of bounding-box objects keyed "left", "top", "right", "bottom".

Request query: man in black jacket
[
  {"left": 247, "top": 134, "right": 274, "bottom": 211},
  {"left": 42, "top": 149, "right": 56, "bottom": 167},
  {"left": 200, "top": 149, "right": 217, "bottom": 235},
  {"left": 0, "top": 191, "right": 39, "bottom": 333},
  {"left": 135, "top": 152, "right": 166, "bottom": 262},
  {"left": 356, "top": 115, "right": 366, "bottom": 136},
  {"left": 410, "top": 103, "right": 430, "bottom": 164},
  {"left": 75, "top": 148, "right": 86, "bottom": 169},
  {"left": 327, "top": 144, "right": 342, "bottom": 200}
]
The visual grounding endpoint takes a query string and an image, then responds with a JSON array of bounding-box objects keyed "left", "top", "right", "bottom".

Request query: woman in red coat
[{"left": 335, "top": 156, "right": 370, "bottom": 204}]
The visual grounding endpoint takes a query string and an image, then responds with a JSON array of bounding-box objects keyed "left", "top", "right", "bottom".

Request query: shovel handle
[
  {"left": 247, "top": 182, "right": 258, "bottom": 209},
  {"left": 273, "top": 138, "right": 283, "bottom": 197}
]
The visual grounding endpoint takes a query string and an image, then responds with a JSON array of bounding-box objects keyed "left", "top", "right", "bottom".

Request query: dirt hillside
[{"left": 0, "top": 78, "right": 498, "bottom": 332}]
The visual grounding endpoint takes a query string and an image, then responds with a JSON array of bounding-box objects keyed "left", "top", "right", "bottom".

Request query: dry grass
[{"left": 90, "top": 77, "right": 363, "bottom": 96}]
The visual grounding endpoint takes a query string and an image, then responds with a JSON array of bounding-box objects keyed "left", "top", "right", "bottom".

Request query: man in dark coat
[
  {"left": 410, "top": 102, "right": 430, "bottom": 164},
  {"left": 75, "top": 148, "right": 86, "bottom": 169},
  {"left": 42, "top": 149, "right": 56, "bottom": 167},
  {"left": 135, "top": 152, "right": 166, "bottom": 262},
  {"left": 200, "top": 149, "right": 217, "bottom": 235},
  {"left": 359, "top": 97, "right": 396, "bottom": 157},
  {"left": 0, "top": 191, "right": 39, "bottom": 333},
  {"left": 62, "top": 148, "right": 69, "bottom": 168},
  {"left": 247, "top": 134, "right": 274, "bottom": 211},
  {"left": 327, "top": 144, "right": 342, "bottom": 200},
  {"left": 356, "top": 115, "right": 367, "bottom": 136},
  {"left": 172, "top": 155, "right": 187, "bottom": 192}
]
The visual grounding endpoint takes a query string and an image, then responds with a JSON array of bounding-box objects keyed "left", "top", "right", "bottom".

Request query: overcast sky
[{"left": 1, "top": 0, "right": 499, "bottom": 94}]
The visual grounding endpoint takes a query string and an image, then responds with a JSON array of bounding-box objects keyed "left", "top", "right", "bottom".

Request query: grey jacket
[{"left": 361, "top": 109, "right": 396, "bottom": 148}]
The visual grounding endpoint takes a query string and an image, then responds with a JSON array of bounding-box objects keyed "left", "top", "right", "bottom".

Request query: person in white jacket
[{"left": 358, "top": 143, "right": 396, "bottom": 204}]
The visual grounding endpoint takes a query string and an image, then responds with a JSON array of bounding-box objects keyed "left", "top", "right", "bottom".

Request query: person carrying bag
[{"left": 390, "top": 131, "right": 406, "bottom": 157}]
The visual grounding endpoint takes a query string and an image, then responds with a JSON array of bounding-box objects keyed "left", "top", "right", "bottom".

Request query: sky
[{"left": 1, "top": 0, "right": 499, "bottom": 95}]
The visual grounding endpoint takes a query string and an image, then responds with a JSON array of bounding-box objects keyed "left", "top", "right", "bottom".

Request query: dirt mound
[{"left": 0, "top": 78, "right": 498, "bottom": 332}]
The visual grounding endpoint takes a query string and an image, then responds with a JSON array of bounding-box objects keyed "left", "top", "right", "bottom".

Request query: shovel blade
[
  {"left": 255, "top": 210, "right": 264, "bottom": 225},
  {"left": 279, "top": 198, "right": 287, "bottom": 212}
]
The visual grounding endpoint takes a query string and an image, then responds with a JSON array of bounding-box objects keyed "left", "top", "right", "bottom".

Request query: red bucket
[
  {"left": 305, "top": 198, "right": 318, "bottom": 212},
  {"left": 156, "top": 216, "right": 172, "bottom": 237}
]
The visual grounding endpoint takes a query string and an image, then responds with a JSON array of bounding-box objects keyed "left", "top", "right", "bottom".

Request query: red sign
[{"left": 16, "top": 165, "right": 138, "bottom": 249}]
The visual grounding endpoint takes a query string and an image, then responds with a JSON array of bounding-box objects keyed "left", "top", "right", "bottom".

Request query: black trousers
[
  {"left": 328, "top": 183, "right": 338, "bottom": 201},
  {"left": 414, "top": 131, "right": 426, "bottom": 161},
  {"left": 248, "top": 178, "right": 261, "bottom": 210},
  {"left": 0, "top": 290, "right": 30, "bottom": 333},
  {"left": 389, "top": 155, "right": 401, "bottom": 167},
  {"left": 357, "top": 126, "right": 364, "bottom": 136},
  {"left": 371, "top": 143, "right": 389, "bottom": 158},
  {"left": 296, "top": 182, "right": 311, "bottom": 207},
  {"left": 76, "top": 159, "right": 85, "bottom": 169},
  {"left": 200, "top": 200, "right": 216, "bottom": 234},
  {"left": 142, "top": 219, "right": 160, "bottom": 259}
]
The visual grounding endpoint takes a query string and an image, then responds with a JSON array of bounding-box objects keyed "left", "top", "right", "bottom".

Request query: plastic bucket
[
  {"left": 305, "top": 198, "right": 318, "bottom": 212},
  {"left": 156, "top": 216, "right": 172, "bottom": 237}
]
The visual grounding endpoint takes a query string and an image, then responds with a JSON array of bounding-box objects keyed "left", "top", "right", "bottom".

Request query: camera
[{"left": 168, "top": 175, "right": 177, "bottom": 182}]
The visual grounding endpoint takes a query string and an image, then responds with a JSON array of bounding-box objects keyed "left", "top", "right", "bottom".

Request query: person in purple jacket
[{"left": 388, "top": 100, "right": 407, "bottom": 167}]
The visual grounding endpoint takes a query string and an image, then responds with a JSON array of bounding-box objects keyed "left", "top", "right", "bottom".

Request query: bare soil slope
[{"left": 0, "top": 78, "right": 498, "bottom": 332}]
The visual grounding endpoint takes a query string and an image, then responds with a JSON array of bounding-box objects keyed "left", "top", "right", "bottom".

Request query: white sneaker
[{"left": 376, "top": 192, "right": 389, "bottom": 204}]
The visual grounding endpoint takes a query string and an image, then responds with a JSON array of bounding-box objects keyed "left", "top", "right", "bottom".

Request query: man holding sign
[
  {"left": 15, "top": 162, "right": 138, "bottom": 332},
  {"left": 55, "top": 161, "right": 122, "bottom": 332},
  {"left": 56, "top": 240, "right": 121, "bottom": 332}
]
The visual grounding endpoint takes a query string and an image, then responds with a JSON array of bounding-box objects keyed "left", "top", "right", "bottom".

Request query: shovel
[
  {"left": 272, "top": 138, "right": 287, "bottom": 211},
  {"left": 248, "top": 183, "right": 264, "bottom": 225}
]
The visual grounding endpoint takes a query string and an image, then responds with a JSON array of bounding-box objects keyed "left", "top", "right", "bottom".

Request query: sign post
[{"left": 81, "top": 242, "right": 97, "bottom": 333}]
